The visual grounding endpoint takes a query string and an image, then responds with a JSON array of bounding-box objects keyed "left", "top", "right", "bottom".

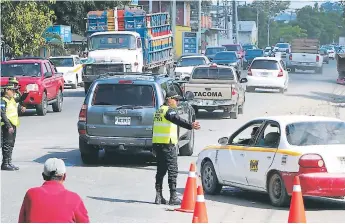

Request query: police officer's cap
[
  {"left": 8, "top": 77, "right": 19, "bottom": 84},
  {"left": 166, "top": 91, "right": 182, "bottom": 100},
  {"left": 2, "top": 84, "right": 19, "bottom": 90}
]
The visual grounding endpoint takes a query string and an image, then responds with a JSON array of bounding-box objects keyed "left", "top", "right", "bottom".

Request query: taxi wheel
[
  {"left": 201, "top": 160, "right": 222, "bottom": 195},
  {"left": 268, "top": 172, "right": 289, "bottom": 207}
]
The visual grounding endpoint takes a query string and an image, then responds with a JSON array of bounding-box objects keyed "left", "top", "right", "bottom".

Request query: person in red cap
[{"left": 18, "top": 158, "right": 90, "bottom": 223}]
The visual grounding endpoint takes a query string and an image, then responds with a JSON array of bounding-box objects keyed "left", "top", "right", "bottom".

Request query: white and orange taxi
[{"left": 196, "top": 115, "right": 345, "bottom": 207}]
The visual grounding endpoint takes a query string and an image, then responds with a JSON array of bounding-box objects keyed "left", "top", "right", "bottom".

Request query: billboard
[
  {"left": 182, "top": 32, "right": 197, "bottom": 54},
  {"left": 45, "top": 25, "right": 72, "bottom": 43}
]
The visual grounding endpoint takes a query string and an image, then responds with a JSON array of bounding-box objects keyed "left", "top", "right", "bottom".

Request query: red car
[
  {"left": 1, "top": 57, "right": 65, "bottom": 116},
  {"left": 222, "top": 44, "right": 245, "bottom": 59}
]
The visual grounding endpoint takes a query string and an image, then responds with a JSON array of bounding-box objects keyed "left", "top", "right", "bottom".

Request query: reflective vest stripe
[
  {"left": 0, "top": 97, "right": 19, "bottom": 127},
  {"left": 152, "top": 105, "right": 178, "bottom": 144}
]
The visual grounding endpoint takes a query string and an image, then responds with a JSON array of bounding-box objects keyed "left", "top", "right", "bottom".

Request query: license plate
[
  {"left": 301, "top": 62, "right": 308, "bottom": 65},
  {"left": 261, "top": 72, "right": 269, "bottom": 76},
  {"left": 115, "top": 117, "right": 131, "bottom": 125}
]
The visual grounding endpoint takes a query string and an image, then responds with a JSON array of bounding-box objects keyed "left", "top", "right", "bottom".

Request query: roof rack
[{"left": 97, "top": 72, "right": 170, "bottom": 79}]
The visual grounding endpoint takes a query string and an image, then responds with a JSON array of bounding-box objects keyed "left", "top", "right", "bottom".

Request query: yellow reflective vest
[
  {"left": 152, "top": 105, "right": 178, "bottom": 144},
  {"left": 1, "top": 97, "right": 19, "bottom": 127}
]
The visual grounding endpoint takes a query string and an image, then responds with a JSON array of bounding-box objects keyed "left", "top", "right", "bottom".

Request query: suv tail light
[
  {"left": 298, "top": 154, "right": 327, "bottom": 173},
  {"left": 231, "top": 89, "right": 236, "bottom": 95},
  {"left": 278, "top": 68, "right": 284, "bottom": 77},
  {"left": 247, "top": 67, "right": 252, "bottom": 76},
  {"left": 78, "top": 104, "right": 87, "bottom": 135},
  {"left": 316, "top": 55, "right": 320, "bottom": 62},
  {"left": 289, "top": 54, "right": 292, "bottom": 60}
]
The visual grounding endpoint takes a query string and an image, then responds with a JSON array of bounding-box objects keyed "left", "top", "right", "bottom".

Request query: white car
[
  {"left": 196, "top": 115, "right": 345, "bottom": 207},
  {"left": 174, "top": 55, "right": 210, "bottom": 80},
  {"left": 246, "top": 57, "right": 289, "bottom": 93},
  {"left": 50, "top": 55, "right": 84, "bottom": 89}
]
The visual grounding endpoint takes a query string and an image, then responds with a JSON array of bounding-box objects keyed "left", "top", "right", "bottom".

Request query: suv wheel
[
  {"left": 52, "top": 90, "right": 63, "bottom": 112},
  {"left": 179, "top": 129, "right": 194, "bottom": 156},
  {"left": 79, "top": 138, "right": 99, "bottom": 165},
  {"left": 36, "top": 92, "right": 48, "bottom": 116}
]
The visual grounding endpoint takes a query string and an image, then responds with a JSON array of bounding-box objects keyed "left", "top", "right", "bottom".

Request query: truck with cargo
[
  {"left": 336, "top": 52, "right": 345, "bottom": 85},
  {"left": 82, "top": 7, "right": 174, "bottom": 93},
  {"left": 287, "top": 38, "right": 323, "bottom": 74}
]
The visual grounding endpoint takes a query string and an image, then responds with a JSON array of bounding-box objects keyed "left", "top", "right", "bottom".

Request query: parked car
[
  {"left": 77, "top": 73, "right": 196, "bottom": 164},
  {"left": 1, "top": 57, "right": 64, "bottom": 116},
  {"left": 50, "top": 55, "right": 84, "bottom": 89},
  {"left": 204, "top": 46, "right": 226, "bottom": 62},
  {"left": 196, "top": 115, "right": 345, "bottom": 207},
  {"left": 246, "top": 57, "right": 289, "bottom": 93}
]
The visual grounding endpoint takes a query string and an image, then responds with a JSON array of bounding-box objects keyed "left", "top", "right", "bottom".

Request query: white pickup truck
[
  {"left": 287, "top": 39, "right": 323, "bottom": 74},
  {"left": 181, "top": 64, "right": 247, "bottom": 119}
]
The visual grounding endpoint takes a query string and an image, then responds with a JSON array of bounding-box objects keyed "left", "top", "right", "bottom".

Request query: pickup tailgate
[
  {"left": 184, "top": 83, "right": 233, "bottom": 100},
  {"left": 291, "top": 53, "right": 318, "bottom": 63}
]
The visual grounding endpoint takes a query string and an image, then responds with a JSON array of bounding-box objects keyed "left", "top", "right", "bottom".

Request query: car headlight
[{"left": 26, "top": 84, "right": 39, "bottom": 92}]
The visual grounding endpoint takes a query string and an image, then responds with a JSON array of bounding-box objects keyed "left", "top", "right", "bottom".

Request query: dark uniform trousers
[
  {"left": 1, "top": 125, "right": 17, "bottom": 165},
  {"left": 154, "top": 143, "right": 178, "bottom": 190}
]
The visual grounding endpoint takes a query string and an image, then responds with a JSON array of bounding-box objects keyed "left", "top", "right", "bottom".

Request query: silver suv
[{"left": 77, "top": 73, "right": 196, "bottom": 164}]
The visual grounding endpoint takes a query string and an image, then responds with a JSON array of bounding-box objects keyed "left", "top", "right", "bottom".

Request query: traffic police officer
[
  {"left": 152, "top": 91, "right": 200, "bottom": 205},
  {"left": 8, "top": 77, "right": 27, "bottom": 113},
  {"left": 1, "top": 84, "right": 27, "bottom": 171}
]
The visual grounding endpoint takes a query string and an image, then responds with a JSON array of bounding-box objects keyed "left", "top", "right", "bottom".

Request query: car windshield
[
  {"left": 276, "top": 43, "right": 289, "bottom": 48},
  {"left": 1, "top": 63, "right": 41, "bottom": 77},
  {"left": 223, "top": 45, "right": 239, "bottom": 51},
  {"left": 92, "top": 84, "right": 155, "bottom": 107},
  {"left": 214, "top": 52, "right": 237, "bottom": 60},
  {"left": 177, "top": 57, "right": 206, "bottom": 67},
  {"left": 286, "top": 121, "right": 345, "bottom": 146},
  {"left": 50, "top": 58, "right": 74, "bottom": 67},
  {"left": 89, "top": 34, "right": 136, "bottom": 51},
  {"left": 251, "top": 60, "right": 279, "bottom": 70},
  {"left": 205, "top": 47, "right": 226, "bottom": 55},
  {"left": 246, "top": 50, "right": 264, "bottom": 56},
  {"left": 192, "top": 67, "right": 234, "bottom": 80}
]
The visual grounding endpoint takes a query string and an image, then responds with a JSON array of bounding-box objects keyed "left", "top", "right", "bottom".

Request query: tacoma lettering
[{"left": 193, "top": 92, "right": 223, "bottom": 97}]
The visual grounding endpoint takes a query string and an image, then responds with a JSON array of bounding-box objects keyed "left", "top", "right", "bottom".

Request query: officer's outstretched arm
[
  {"left": 164, "top": 109, "right": 193, "bottom": 130},
  {"left": 16, "top": 92, "right": 29, "bottom": 104},
  {"left": 0, "top": 100, "right": 13, "bottom": 129}
]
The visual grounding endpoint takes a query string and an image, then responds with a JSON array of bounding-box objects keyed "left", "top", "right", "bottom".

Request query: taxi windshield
[
  {"left": 286, "top": 121, "right": 345, "bottom": 146},
  {"left": 192, "top": 67, "right": 234, "bottom": 80},
  {"left": 50, "top": 58, "right": 74, "bottom": 67}
]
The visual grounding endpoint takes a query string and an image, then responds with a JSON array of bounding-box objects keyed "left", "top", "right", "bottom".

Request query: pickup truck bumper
[
  {"left": 23, "top": 91, "right": 43, "bottom": 105},
  {"left": 288, "top": 61, "right": 321, "bottom": 70},
  {"left": 79, "top": 134, "right": 153, "bottom": 155},
  {"left": 190, "top": 99, "right": 236, "bottom": 111}
]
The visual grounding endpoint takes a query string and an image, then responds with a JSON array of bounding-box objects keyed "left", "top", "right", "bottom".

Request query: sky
[{"left": 235, "top": 0, "right": 341, "bottom": 9}]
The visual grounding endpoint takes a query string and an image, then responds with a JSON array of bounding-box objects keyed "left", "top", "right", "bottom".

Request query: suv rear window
[
  {"left": 192, "top": 67, "right": 234, "bottom": 80},
  {"left": 224, "top": 45, "right": 240, "bottom": 51},
  {"left": 92, "top": 84, "right": 155, "bottom": 107},
  {"left": 251, "top": 60, "right": 280, "bottom": 70}
]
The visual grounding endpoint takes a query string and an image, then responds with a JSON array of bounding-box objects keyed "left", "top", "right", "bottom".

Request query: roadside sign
[{"left": 182, "top": 32, "right": 197, "bottom": 54}]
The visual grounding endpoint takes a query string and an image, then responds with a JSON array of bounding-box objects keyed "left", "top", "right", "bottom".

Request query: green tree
[
  {"left": 1, "top": 1, "right": 56, "bottom": 56},
  {"left": 275, "top": 25, "right": 307, "bottom": 43}
]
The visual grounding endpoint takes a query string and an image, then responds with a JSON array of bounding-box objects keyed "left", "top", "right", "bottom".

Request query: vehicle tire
[
  {"left": 229, "top": 105, "right": 238, "bottom": 119},
  {"left": 201, "top": 160, "right": 222, "bottom": 195},
  {"left": 36, "top": 92, "right": 48, "bottom": 116},
  {"left": 71, "top": 76, "right": 78, "bottom": 89},
  {"left": 179, "top": 129, "right": 194, "bottom": 156},
  {"left": 267, "top": 172, "right": 289, "bottom": 207},
  {"left": 238, "top": 104, "right": 244, "bottom": 114},
  {"left": 246, "top": 86, "right": 255, "bottom": 92},
  {"left": 52, "top": 89, "right": 63, "bottom": 112},
  {"left": 315, "top": 67, "right": 323, "bottom": 74},
  {"left": 326, "top": 60, "right": 329, "bottom": 64},
  {"left": 79, "top": 138, "right": 99, "bottom": 165},
  {"left": 290, "top": 68, "right": 295, "bottom": 73},
  {"left": 80, "top": 82, "right": 85, "bottom": 87},
  {"left": 279, "top": 88, "right": 285, "bottom": 94}
]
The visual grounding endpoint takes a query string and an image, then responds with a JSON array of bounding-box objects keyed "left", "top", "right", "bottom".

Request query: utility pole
[
  {"left": 235, "top": 1, "right": 239, "bottom": 44},
  {"left": 256, "top": 8, "right": 259, "bottom": 46},
  {"left": 149, "top": 0, "right": 152, "bottom": 13},
  {"left": 198, "top": 0, "right": 202, "bottom": 53},
  {"left": 216, "top": 0, "right": 220, "bottom": 45},
  {"left": 267, "top": 16, "right": 270, "bottom": 46},
  {"left": 232, "top": 0, "right": 237, "bottom": 44},
  {"left": 171, "top": 0, "right": 176, "bottom": 43}
]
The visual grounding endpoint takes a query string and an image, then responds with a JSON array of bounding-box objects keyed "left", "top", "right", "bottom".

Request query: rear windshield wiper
[{"left": 116, "top": 105, "right": 143, "bottom": 110}]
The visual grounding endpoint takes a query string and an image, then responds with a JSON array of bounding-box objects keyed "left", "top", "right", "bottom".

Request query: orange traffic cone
[
  {"left": 192, "top": 186, "right": 208, "bottom": 223},
  {"left": 288, "top": 176, "right": 306, "bottom": 223},
  {"left": 192, "top": 216, "right": 199, "bottom": 223},
  {"left": 175, "top": 163, "right": 198, "bottom": 213}
]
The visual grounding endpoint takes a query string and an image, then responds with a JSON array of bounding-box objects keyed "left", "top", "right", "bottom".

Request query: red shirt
[{"left": 18, "top": 181, "right": 89, "bottom": 223}]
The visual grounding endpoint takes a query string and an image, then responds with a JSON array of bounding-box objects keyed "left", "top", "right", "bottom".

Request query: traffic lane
[{"left": 2, "top": 64, "right": 344, "bottom": 223}]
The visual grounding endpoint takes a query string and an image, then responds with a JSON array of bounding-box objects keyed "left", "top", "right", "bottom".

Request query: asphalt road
[{"left": 2, "top": 60, "right": 345, "bottom": 223}]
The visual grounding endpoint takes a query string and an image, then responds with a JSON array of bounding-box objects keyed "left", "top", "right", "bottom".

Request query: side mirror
[
  {"left": 240, "top": 78, "right": 248, "bottom": 83},
  {"left": 184, "top": 91, "right": 194, "bottom": 101},
  {"left": 287, "top": 68, "right": 291, "bottom": 72},
  {"left": 218, "top": 137, "right": 229, "bottom": 145},
  {"left": 44, "top": 72, "right": 52, "bottom": 78}
]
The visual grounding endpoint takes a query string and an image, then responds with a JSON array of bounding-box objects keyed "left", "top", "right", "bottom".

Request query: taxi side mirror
[{"left": 218, "top": 137, "right": 229, "bottom": 145}]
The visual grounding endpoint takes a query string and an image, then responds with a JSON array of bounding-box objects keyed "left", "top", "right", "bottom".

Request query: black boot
[
  {"left": 8, "top": 151, "right": 19, "bottom": 170},
  {"left": 169, "top": 184, "right": 182, "bottom": 205},
  {"left": 154, "top": 184, "right": 167, "bottom": 205},
  {"left": 1, "top": 157, "right": 16, "bottom": 171}
]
